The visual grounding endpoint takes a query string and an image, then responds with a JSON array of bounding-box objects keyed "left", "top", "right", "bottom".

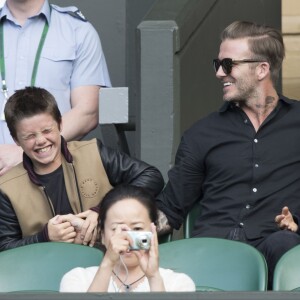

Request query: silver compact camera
[{"left": 127, "top": 231, "right": 152, "bottom": 250}]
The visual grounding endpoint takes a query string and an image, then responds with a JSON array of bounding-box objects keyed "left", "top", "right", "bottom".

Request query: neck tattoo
[{"left": 112, "top": 271, "right": 146, "bottom": 292}]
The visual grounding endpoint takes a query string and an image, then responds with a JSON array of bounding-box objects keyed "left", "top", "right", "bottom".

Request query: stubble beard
[{"left": 223, "top": 78, "right": 257, "bottom": 104}]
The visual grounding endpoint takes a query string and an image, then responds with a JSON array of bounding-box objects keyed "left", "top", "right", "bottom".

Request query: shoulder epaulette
[
  {"left": 50, "top": 4, "right": 87, "bottom": 22},
  {"left": 66, "top": 9, "right": 87, "bottom": 22}
]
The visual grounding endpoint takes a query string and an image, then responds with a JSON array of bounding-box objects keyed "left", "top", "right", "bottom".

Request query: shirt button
[
  {"left": 254, "top": 139, "right": 258, "bottom": 143},
  {"left": 246, "top": 204, "right": 250, "bottom": 209},
  {"left": 244, "top": 119, "right": 248, "bottom": 124},
  {"left": 254, "top": 164, "right": 259, "bottom": 168},
  {"left": 253, "top": 188, "right": 257, "bottom": 192},
  {"left": 239, "top": 222, "right": 244, "bottom": 227}
]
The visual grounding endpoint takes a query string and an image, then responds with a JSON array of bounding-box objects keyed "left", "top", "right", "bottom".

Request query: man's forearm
[{"left": 156, "top": 210, "right": 172, "bottom": 235}]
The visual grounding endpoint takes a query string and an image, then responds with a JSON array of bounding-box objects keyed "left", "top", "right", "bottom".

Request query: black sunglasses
[{"left": 213, "top": 58, "right": 265, "bottom": 75}]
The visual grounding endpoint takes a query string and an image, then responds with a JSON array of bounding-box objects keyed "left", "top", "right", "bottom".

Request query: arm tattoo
[{"left": 156, "top": 210, "right": 172, "bottom": 235}]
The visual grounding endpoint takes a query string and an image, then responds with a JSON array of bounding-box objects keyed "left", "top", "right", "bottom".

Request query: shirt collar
[
  {"left": 218, "top": 94, "right": 293, "bottom": 113},
  {"left": 278, "top": 94, "right": 294, "bottom": 105},
  {"left": 218, "top": 101, "right": 231, "bottom": 113},
  {"left": 0, "top": 3, "right": 12, "bottom": 21},
  {"left": 0, "top": 0, "right": 51, "bottom": 24},
  {"left": 40, "top": 0, "right": 51, "bottom": 24}
]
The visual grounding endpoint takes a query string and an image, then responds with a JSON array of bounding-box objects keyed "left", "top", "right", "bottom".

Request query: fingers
[
  {"left": 55, "top": 214, "right": 76, "bottom": 224},
  {"left": 115, "top": 225, "right": 131, "bottom": 250},
  {"left": 80, "top": 219, "right": 97, "bottom": 245},
  {"left": 64, "top": 238, "right": 76, "bottom": 243},
  {"left": 79, "top": 220, "right": 89, "bottom": 242},
  {"left": 48, "top": 220, "right": 77, "bottom": 242},
  {"left": 71, "top": 217, "right": 84, "bottom": 230},
  {"left": 275, "top": 214, "right": 288, "bottom": 229},
  {"left": 81, "top": 225, "right": 94, "bottom": 246},
  {"left": 49, "top": 213, "right": 100, "bottom": 245},
  {"left": 88, "top": 228, "right": 98, "bottom": 247},
  {"left": 74, "top": 232, "right": 84, "bottom": 245},
  {"left": 76, "top": 210, "right": 99, "bottom": 245},
  {"left": 150, "top": 223, "right": 158, "bottom": 249},
  {"left": 76, "top": 211, "right": 90, "bottom": 218},
  {"left": 114, "top": 225, "right": 123, "bottom": 234},
  {"left": 114, "top": 238, "right": 131, "bottom": 254},
  {"left": 60, "top": 226, "right": 77, "bottom": 241},
  {"left": 105, "top": 231, "right": 131, "bottom": 263},
  {"left": 119, "top": 224, "right": 131, "bottom": 232},
  {"left": 275, "top": 207, "right": 296, "bottom": 231},
  {"left": 113, "top": 225, "right": 131, "bottom": 249},
  {"left": 50, "top": 215, "right": 62, "bottom": 225},
  {"left": 288, "top": 224, "right": 297, "bottom": 232},
  {"left": 275, "top": 206, "right": 291, "bottom": 224},
  {"left": 52, "top": 214, "right": 83, "bottom": 234},
  {"left": 0, "top": 165, "right": 9, "bottom": 176},
  {"left": 282, "top": 206, "right": 289, "bottom": 216},
  {"left": 275, "top": 214, "right": 284, "bottom": 224}
]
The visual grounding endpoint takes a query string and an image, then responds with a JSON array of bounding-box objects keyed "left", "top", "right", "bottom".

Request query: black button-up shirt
[{"left": 157, "top": 95, "right": 300, "bottom": 240}]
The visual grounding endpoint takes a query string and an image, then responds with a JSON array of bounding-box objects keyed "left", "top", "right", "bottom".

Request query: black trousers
[{"left": 228, "top": 229, "right": 300, "bottom": 289}]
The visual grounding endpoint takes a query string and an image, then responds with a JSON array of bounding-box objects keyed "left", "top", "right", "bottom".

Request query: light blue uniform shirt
[{"left": 0, "top": 0, "right": 111, "bottom": 143}]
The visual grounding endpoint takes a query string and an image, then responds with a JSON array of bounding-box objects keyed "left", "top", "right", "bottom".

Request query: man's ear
[{"left": 257, "top": 61, "right": 271, "bottom": 81}]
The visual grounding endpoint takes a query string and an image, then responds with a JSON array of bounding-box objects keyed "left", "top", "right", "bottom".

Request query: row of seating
[
  {"left": 161, "top": 237, "right": 300, "bottom": 291},
  {"left": 0, "top": 237, "right": 298, "bottom": 292},
  {"left": 160, "top": 202, "right": 300, "bottom": 292}
]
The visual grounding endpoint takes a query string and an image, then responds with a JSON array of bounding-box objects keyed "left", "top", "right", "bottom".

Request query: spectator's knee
[{"left": 266, "top": 230, "right": 300, "bottom": 252}]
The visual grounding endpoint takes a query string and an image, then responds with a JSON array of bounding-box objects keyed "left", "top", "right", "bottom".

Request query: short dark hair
[
  {"left": 98, "top": 185, "right": 158, "bottom": 232},
  {"left": 4, "top": 87, "right": 62, "bottom": 140},
  {"left": 221, "top": 21, "right": 285, "bottom": 85}
]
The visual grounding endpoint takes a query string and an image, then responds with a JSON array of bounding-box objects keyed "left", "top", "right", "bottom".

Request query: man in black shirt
[{"left": 156, "top": 20, "right": 300, "bottom": 288}]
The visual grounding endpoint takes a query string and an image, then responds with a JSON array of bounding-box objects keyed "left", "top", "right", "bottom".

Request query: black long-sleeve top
[{"left": 157, "top": 96, "right": 300, "bottom": 240}]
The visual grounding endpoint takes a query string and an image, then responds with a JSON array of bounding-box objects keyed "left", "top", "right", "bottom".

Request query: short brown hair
[
  {"left": 221, "top": 21, "right": 285, "bottom": 85},
  {"left": 4, "top": 87, "right": 62, "bottom": 140}
]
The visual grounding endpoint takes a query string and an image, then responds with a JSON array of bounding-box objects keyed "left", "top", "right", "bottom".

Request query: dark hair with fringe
[
  {"left": 4, "top": 86, "right": 61, "bottom": 140},
  {"left": 98, "top": 185, "right": 158, "bottom": 233}
]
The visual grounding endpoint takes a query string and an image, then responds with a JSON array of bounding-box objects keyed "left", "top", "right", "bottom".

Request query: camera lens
[{"left": 137, "top": 235, "right": 150, "bottom": 249}]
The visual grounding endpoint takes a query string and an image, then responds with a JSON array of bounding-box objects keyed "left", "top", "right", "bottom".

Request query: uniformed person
[{"left": 0, "top": 0, "right": 111, "bottom": 175}]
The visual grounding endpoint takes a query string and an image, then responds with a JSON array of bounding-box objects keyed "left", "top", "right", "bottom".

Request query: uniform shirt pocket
[{"left": 38, "top": 46, "right": 76, "bottom": 90}]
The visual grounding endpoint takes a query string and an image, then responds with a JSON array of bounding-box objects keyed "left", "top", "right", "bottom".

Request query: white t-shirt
[{"left": 60, "top": 267, "right": 196, "bottom": 292}]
